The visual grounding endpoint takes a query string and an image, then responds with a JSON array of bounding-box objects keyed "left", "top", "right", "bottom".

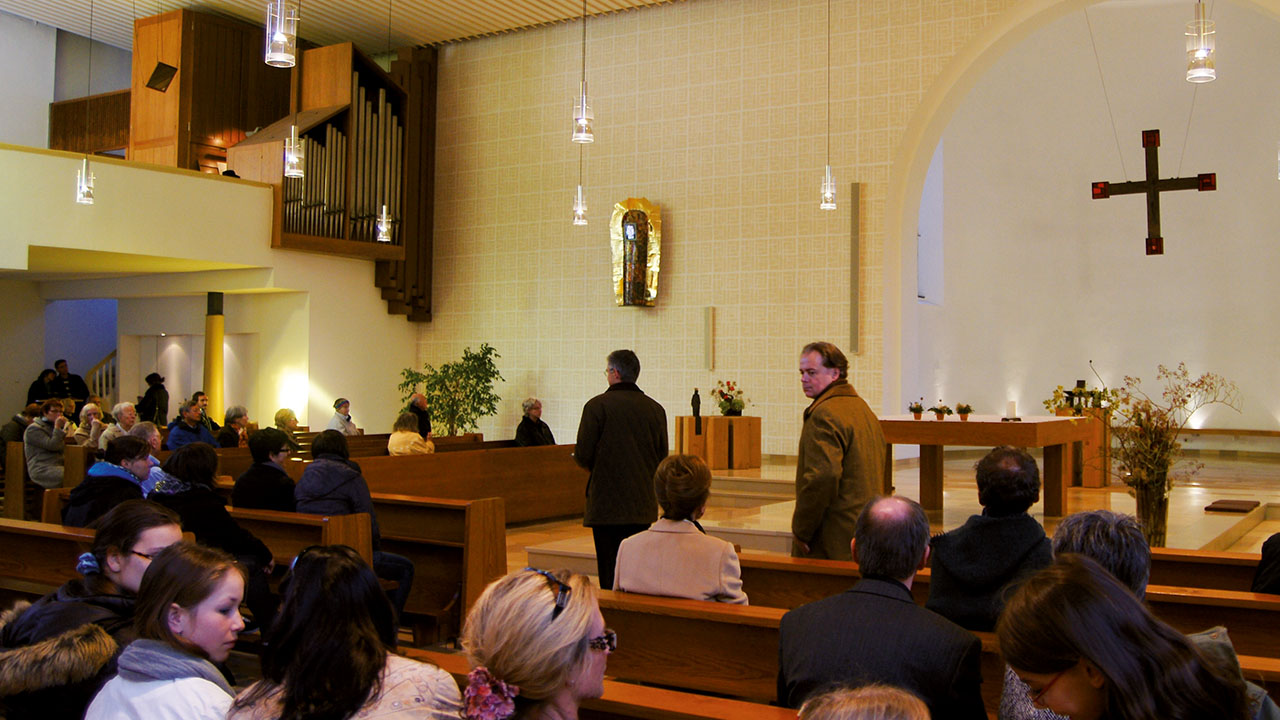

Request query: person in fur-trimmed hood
[{"left": 0, "top": 500, "right": 182, "bottom": 719}]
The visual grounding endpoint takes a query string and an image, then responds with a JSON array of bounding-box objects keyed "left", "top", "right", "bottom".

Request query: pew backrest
[{"left": 401, "top": 647, "right": 799, "bottom": 720}]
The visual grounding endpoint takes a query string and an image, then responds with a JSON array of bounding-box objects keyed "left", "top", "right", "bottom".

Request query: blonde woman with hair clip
[
  {"left": 799, "top": 685, "right": 930, "bottom": 720},
  {"left": 460, "top": 568, "right": 615, "bottom": 720}
]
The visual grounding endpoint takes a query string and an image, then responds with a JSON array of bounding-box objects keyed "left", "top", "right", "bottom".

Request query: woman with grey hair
[
  {"left": 98, "top": 401, "right": 138, "bottom": 449},
  {"left": 218, "top": 405, "right": 250, "bottom": 448},
  {"left": 72, "top": 403, "right": 107, "bottom": 448},
  {"left": 514, "top": 398, "right": 555, "bottom": 447}
]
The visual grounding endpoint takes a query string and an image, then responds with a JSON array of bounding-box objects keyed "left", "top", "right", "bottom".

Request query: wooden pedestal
[
  {"left": 1056, "top": 409, "right": 1111, "bottom": 488},
  {"left": 675, "top": 416, "right": 762, "bottom": 470}
]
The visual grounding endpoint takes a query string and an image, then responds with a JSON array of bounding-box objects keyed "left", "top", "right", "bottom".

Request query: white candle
[{"left": 1006, "top": 400, "right": 1017, "bottom": 418}]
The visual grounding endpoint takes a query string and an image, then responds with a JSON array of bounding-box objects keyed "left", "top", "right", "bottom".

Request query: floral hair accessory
[
  {"left": 76, "top": 552, "right": 100, "bottom": 575},
  {"left": 464, "top": 665, "right": 519, "bottom": 720}
]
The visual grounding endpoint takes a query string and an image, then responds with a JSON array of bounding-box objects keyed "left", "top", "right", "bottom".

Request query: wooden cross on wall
[{"left": 1090, "top": 129, "right": 1216, "bottom": 255}]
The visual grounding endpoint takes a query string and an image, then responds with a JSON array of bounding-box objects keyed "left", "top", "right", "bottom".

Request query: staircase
[{"left": 87, "top": 350, "right": 117, "bottom": 407}]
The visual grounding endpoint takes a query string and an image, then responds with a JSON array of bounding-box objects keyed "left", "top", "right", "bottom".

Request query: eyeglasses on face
[
  {"left": 524, "top": 566, "right": 571, "bottom": 620},
  {"left": 588, "top": 628, "right": 617, "bottom": 653},
  {"left": 1028, "top": 666, "right": 1069, "bottom": 706},
  {"left": 132, "top": 550, "right": 155, "bottom": 560}
]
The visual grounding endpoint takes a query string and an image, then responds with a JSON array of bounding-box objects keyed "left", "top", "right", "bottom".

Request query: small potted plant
[
  {"left": 710, "top": 380, "right": 748, "bottom": 416},
  {"left": 956, "top": 403, "right": 973, "bottom": 421},
  {"left": 928, "top": 401, "right": 953, "bottom": 421},
  {"left": 908, "top": 398, "right": 924, "bottom": 420}
]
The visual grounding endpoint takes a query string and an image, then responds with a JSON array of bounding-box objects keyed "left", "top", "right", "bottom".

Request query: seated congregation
[{"left": 3, "top": 430, "right": 1280, "bottom": 720}]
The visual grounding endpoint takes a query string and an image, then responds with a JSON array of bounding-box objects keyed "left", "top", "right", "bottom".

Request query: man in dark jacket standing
[{"left": 575, "top": 349, "right": 668, "bottom": 590}]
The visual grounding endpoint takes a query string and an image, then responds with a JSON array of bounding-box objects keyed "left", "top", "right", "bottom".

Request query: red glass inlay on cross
[
  {"left": 1142, "top": 129, "right": 1160, "bottom": 148},
  {"left": 1091, "top": 182, "right": 1110, "bottom": 199}
]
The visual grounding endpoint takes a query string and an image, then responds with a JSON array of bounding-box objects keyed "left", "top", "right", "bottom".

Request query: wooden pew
[
  {"left": 356, "top": 444, "right": 587, "bottom": 524},
  {"left": 0, "top": 517, "right": 92, "bottom": 595},
  {"left": 4, "top": 441, "right": 96, "bottom": 520},
  {"left": 41, "top": 488, "right": 374, "bottom": 566},
  {"left": 371, "top": 493, "right": 507, "bottom": 642},
  {"left": 737, "top": 552, "right": 1280, "bottom": 659},
  {"left": 401, "top": 647, "right": 797, "bottom": 720},
  {"left": 597, "top": 589, "right": 1280, "bottom": 708},
  {"left": 209, "top": 478, "right": 506, "bottom": 642},
  {"left": 1149, "top": 547, "right": 1261, "bottom": 591}
]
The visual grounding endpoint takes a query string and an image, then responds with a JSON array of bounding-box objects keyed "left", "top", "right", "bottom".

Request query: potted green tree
[{"left": 398, "top": 343, "right": 505, "bottom": 437}]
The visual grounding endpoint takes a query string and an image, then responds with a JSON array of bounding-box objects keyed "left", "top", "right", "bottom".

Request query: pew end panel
[
  {"left": 374, "top": 494, "right": 507, "bottom": 645},
  {"left": 5, "top": 441, "right": 28, "bottom": 519},
  {"left": 1144, "top": 584, "right": 1280, "bottom": 659},
  {"left": 597, "top": 589, "right": 784, "bottom": 703}
]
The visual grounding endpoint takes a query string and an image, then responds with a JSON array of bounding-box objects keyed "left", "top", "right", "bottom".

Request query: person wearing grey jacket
[{"left": 24, "top": 399, "right": 68, "bottom": 489}]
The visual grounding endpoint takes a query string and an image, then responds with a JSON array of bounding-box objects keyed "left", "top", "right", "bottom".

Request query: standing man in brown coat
[
  {"left": 792, "top": 341, "right": 885, "bottom": 560},
  {"left": 575, "top": 349, "right": 668, "bottom": 590}
]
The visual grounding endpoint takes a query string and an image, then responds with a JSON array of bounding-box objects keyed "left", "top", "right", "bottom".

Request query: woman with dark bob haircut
[
  {"left": 997, "top": 554, "right": 1248, "bottom": 720},
  {"left": 612, "top": 454, "right": 747, "bottom": 603},
  {"left": 228, "top": 545, "right": 461, "bottom": 720}
]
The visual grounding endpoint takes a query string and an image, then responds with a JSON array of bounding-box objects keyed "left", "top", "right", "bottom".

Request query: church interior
[{"left": 1, "top": 0, "right": 1280, "bottom": 713}]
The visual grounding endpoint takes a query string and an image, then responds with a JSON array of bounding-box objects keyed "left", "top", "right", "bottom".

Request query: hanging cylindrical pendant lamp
[
  {"left": 284, "top": 124, "right": 304, "bottom": 178},
  {"left": 76, "top": 0, "right": 97, "bottom": 206},
  {"left": 819, "top": 0, "right": 836, "bottom": 210},
  {"left": 573, "top": 185, "right": 588, "bottom": 226},
  {"left": 376, "top": 204, "right": 393, "bottom": 243},
  {"left": 75, "top": 157, "right": 95, "bottom": 205},
  {"left": 571, "top": 0, "right": 594, "bottom": 143},
  {"left": 573, "top": 144, "right": 586, "bottom": 224},
  {"left": 1185, "top": 0, "right": 1215, "bottom": 83},
  {"left": 820, "top": 165, "right": 836, "bottom": 210},
  {"left": 265, "top": 0, "right": 300, "bottom": 67}
]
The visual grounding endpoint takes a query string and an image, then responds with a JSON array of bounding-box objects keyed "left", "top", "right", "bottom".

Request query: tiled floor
[{"left": 513, "top": 451, "right": 1280, "bottom": 574}]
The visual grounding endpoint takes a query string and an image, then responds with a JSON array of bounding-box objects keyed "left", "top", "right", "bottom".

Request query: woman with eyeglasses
[
  {"left": 460, "top": 568, "right": 615, "bottom": 720},
  {"left": 228, "top": 545, "right": 461, "bottom": 720},
  {"left": 0, "top": 500, "right": 183, "bottom": 720},
  {"left": 997, "top": 554, "right": 1248, "bottom": 720}
]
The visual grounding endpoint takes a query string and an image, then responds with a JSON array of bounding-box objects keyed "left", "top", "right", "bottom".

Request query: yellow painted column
[{"left": 203, "top": 292, "right": 225, "bottom": 421}]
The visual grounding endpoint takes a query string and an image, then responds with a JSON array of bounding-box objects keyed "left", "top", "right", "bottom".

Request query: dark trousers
[
  {"left": 238, "top": 555, "right": 279, "bottom": 634},
  {"left": 592, "top": 523, "right": 649, "bottom": 591},
  {"left": 373, "top": 550, "right": 415, "bottom": 620}
]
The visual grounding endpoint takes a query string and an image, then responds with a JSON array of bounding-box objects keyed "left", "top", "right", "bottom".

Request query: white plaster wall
[
  {"left": 54, "top": 30, "right": 132, "bottom": 101},
  {"left": 925, "top": 0, "right": 1280, "bottom": 429},
  {"left": 0, "top": 279, "right": 47, "bottom": 413},
  {"left": 0, "top": 10, "right": 56, "bottom": 147}
]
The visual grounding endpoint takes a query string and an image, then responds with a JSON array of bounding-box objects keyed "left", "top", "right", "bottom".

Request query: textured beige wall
[{"left": 424, "top": 0, "right": 1016, "bottom": 454}]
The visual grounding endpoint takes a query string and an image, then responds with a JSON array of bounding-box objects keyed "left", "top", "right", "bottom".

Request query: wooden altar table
[{"left": 880, "top": 414, "right": 1097, "bottom": 517}]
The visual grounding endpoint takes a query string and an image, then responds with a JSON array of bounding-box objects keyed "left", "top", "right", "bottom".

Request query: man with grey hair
[
  {"left": 792, "top": 341, "right": 885, "bottom": 560},
  {"left": 98, "top": 401, "right": 138, "bottom": 449},
  {"left": 575, "top": 349, "right": 668, "bottom": 590},
  {"left": 218, "top": 404, "right": 250, "bottom": 448},
  {"left": 164, "top": 398, "right": 217, "bottom": 450},
  {"left": 778, "top": 496, "right": 985, "bottom": 718}
]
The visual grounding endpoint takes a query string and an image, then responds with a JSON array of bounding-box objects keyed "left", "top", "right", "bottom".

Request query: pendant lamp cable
[
  {"left": 1176, "top": 0, "right": 1211, "bottom": 176},
  {"left": 1084, "top": 7, "right": 1128, "bottom": 181},
  {"left": 825, "top": 0, "right": 831, "bottom": 165}
]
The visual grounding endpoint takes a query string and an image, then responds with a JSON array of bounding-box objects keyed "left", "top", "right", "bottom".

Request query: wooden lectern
[{"left": 674, "top": 415, "right": 761, "bottom": 470}]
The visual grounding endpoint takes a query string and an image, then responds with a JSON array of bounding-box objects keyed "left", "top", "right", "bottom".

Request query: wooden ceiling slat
[{"left": 0, "top": 0, "right": 681, "bottom": 52}]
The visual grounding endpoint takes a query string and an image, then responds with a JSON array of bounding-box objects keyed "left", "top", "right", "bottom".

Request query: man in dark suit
[
  {"left": 778, "top": 495, "right": 986, "bottom": 719},
  {"left": 574, "top": 349, "right": 668, "bottom": 591}
]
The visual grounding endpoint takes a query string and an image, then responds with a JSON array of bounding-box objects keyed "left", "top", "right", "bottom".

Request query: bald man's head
[{"left": 853, "top": 496, "right": 930, "bottom": 580}]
